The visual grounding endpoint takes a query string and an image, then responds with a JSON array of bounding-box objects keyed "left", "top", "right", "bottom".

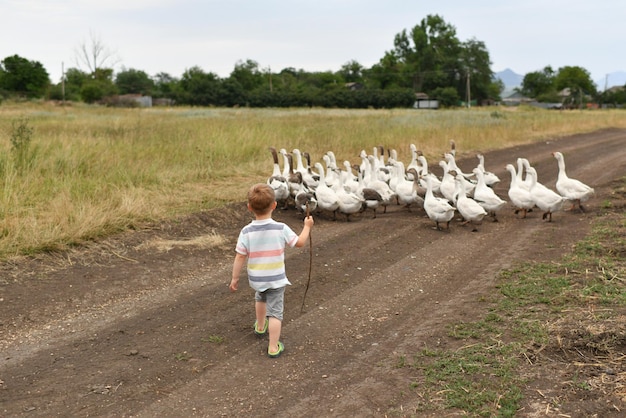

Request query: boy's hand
[
  {"left": 229, "top": 278, "right": 239, "bottom": 292},
  {"left": 304, "top": 215, "right": 314, "bottom": 228}
]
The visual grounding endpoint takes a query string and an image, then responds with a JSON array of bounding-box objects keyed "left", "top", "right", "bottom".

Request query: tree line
[{"left": 1, "top": 15, "right": 621, "bottom": 108}]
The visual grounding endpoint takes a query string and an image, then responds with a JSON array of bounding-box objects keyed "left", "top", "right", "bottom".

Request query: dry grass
[
  {"left": 135, "top": 233, "right": 227, "bottom": 253},
  {"left": 1, "top": 101, "right": 625, "bottom": 260}
]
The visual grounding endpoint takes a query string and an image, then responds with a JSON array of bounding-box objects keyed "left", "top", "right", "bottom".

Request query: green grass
[
  {"left": 393, "top": 180, "right": 626, "bottom": 416},
  {"left": 202, "top": 334, "right": 225, "bottom": 344},
  {"left": 1, "top": 102, "right": 626, "bottom": 260}
]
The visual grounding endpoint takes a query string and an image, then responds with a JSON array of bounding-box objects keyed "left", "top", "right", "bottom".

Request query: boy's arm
[
  {"left": 230, "top": 252, "right": 247, "bottom": 292},
  {"left": 294, "top": 215, "right": 314, "bottom": 248}
]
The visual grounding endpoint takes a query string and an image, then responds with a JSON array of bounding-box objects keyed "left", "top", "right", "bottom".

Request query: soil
[{"left": 1, "top": 129, "right": 625, "bottom": 417}]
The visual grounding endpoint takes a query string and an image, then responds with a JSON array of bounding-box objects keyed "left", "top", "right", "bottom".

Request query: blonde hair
[{"left": 247, "top": 183, "right": 275, "bottom": 215}]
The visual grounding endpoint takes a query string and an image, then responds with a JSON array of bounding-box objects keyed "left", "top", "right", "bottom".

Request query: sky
[{"left": 2, "top": 0, "right": 625, "bottom": 88}]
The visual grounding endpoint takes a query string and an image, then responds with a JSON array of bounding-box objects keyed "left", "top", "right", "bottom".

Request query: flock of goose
[{"left": 266, "top": 141, "right": 595, "bottom": 231}]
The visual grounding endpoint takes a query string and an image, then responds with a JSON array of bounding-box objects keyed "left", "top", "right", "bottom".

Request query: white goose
[
  {"left": 406, "top": 144, "right": 421, "bottom": 180},
  {"left": 336, "top": 176, "right": 366, "bottom": 221},
  {"left": 526, "top": 166, "right": 565, "bottom": 222},
  {"left": 438, "top": 160, "right": 457, "bottom": 203},
  {"left": 417, "top": 152, "right": 442, "bottom": 194},
  {"left": 388, "top": 148, "right": 399, "bottom": 163},
  {"left": 355, "top": 166, "right": 384, "bottom": 219},
  {"left": 292, "top": 149, "right": 319, "bottom": 189},
  {"left": 453, "top": 172, "right": 487, "bottom": 232},
  {"left": 285, "top": 153, "right": 305, "bottom": 198},
  {"left": 476, "top": 153, "right": 500, "bottom": 187},
  {"left": 322, "top": 154, "right": 342, "bottom": 191},
  {"left": 267, "top": 147, "right": 290, "bottom": 209},
  {"left": 340, "top": 160, "right": 360, "bottom": 194},
  {"left": 291, "top": 148, "right": 307, "bottom": 174},
  {"left": 302, "top": 152, "right": 320, "bottom": 189},
  {"left": 358, "top": 149, "right": 370, "bottom": 179},
  {"left": 444, "top": 152, "right": 476, "bottom": 195},
  {"left": 423, "top": 173, "right": 456, "bottom": 231},
  {"left": 372, "top": 145, "right": 392, "bottom": 183},
  {"left": 364, "top": 156, "right": 396, "bottom": 213},
  {"left": 472, "top": 167, "right": 507, "bottom": 221},
  {"left": 553, "top": 151, "right": 595, "bottom": 212},
  {"left": 520, "top": 158, "right": 554, "bottom": 197},
  {"left": 392, "top": 161, "right": 424, "bottom": 211},
  {"left": 326, "top": 150, "right": 339, "bottom": 171},
  {"left": 505, "top": 164, "right": 535, "bottom": 218},
  {"left": 313, "top": 162, "right": 340, "bottom": 219},
  {"left": 279, "top": 148, "right": 291, "bottom": 178}
]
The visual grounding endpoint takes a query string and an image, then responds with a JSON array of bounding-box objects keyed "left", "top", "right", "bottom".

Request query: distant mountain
[
  {"left": 595, "top": 71, "right": 626, "bottom": 90},
  {"left": 495, "top": 68, "right": 523, "bottom": 88},
  {"left": 495, "top": 68, "right": 523, "bottom": 96}
]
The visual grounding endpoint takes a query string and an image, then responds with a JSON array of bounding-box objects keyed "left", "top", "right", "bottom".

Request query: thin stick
[{"left": 300, "top": 202, "right": 313, "bottom": 313}]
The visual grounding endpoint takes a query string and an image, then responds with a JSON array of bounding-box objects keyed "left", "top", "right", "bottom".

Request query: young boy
[{"left": 229, "top": 183, "right": 314, "bottom": 358}]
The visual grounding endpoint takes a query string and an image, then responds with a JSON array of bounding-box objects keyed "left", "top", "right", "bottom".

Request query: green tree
[
  {"left": 152, "top": 72, "right": 179, "bottom": 99},
  {"left": 460, "top": 38, "right": 496, "bottom": 103},
  {"left": 520, "top": 66, "right": 556, "bottom": 98},
  {"left": 367, "top": 52, "right": 404, "bottom": 89},
  {"left": 176, "top": 66, "right": 223, "bottom": 106},
  {"left": 81, "top": 68, "right": 117, "bottom": 103},
  {"left": 0, "top": 54, "right": 50, "bottom": 98},
  {"left": 115, "top": 68, "right": 154, "bottom": 95},
  {"left": 229, "top": 59, "right": 265, "bottom": 92},
  {"left": 404, "top": 15, "right": 463, "bottom": 92},
  {"left": 430, "top": 86, "right": 460, "bottom": 107},
  {"left": 554, "top": 66, "right": 597, "bottom": 108},
  {"left": 600, "top": 86, "right": 626, "bottom": 107},
  {"left": 370, "top": 14, "right": 496, "bottom": 106},
  {"left": 338, "top": 60, "right": 365, "bottom": 83},
  {"left": 488, "top": 78, "right": 505, "bottom": 102},
  {"left": 48, "top": 67, "right": 90, "bottom": 101}
]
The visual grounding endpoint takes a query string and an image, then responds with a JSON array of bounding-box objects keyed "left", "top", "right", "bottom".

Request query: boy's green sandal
[
  {"left": 254, "top": 318, "right": 268, "bottom": 336},
  {"left": 268, "top": 341, "right": 284, "bottom": 358}
]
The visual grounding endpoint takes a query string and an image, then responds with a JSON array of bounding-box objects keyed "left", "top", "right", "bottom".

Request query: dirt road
[{"left": 1, "top": 128, "right": 625, "bottom": 417}]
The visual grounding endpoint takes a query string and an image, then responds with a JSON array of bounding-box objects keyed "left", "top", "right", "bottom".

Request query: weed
[
  {"left": 9, "top": 117, "right": 34, "bottom": 173},
  {"left": 202, "top": 335, "right": 225, "bottom": 344}
]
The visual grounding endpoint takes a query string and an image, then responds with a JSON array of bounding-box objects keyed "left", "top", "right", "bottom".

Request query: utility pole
[
  {"left": 466, "top": 69, "right": 471, "bottom": 108},
  {"left": 268, "top": 66, "right": 273, "bottom": 93},
  {"left": 61, "top": 62, "right": 66, "bottom": 105}
]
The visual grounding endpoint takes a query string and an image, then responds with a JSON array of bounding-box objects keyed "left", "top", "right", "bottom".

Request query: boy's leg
[
  {"left": 255, "top": 300, "right": 267, "bottom": 333},
  {"left": 268, "top": 317, "right": 282, "bottom": 354},
  {"left": 265, "top": 287, "right": 285, "bottom": 356}
]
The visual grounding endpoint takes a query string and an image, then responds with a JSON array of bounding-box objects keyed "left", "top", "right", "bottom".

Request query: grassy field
[{"left": 1, "top": 101, "right": 625, "bottom": 260}]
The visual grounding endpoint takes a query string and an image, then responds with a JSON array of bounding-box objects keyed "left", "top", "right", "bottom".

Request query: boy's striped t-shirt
[{"left": 236, "top": 219, "right": 298, "bottom": 291}]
